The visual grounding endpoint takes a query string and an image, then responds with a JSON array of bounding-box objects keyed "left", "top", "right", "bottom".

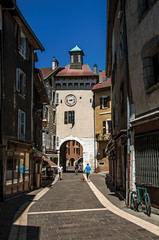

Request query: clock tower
[{"left": 55, "top": 45, "right": 98, "bottom": 171}]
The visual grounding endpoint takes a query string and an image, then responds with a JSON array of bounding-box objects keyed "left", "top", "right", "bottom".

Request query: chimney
[
  {"left": 52, "top": 57, "right": 59, "bottom": 70},
  {"left": 93, "top": 64, "right": 97, "bottom": 74},
  {"left": 98, "top": 70, "right": 103, "bottom": 83}
]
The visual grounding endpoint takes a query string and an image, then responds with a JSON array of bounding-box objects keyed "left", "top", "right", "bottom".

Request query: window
[
  {"left": 106, "top": 119, "right": 112, "bottom": 134},
  {"left": 103, "top": 149, "right": 106, "bottom": 158},
  {"left": 141, "top": 36, "right": 159, "bottom": 91},
  {"left": 103, "top": 119, "right": 112, "bottom": 135},
  {"left": 100, "top": 96, "right": 110, "bottom": 109},
  {"left": 56, "top": 92, "right": 59, "bottom": 104},
  {"left": 18, "top": 109, "right": 26, "bottom": 140},
  {"left": 56, "top": 136, "right": 59, "bottom": 148},
  {"left": 64, "top": 111, "right": 75, "bottom": 126},
  {"left": 52, "top": 90, "right": 55, "bottom": 103},
  {"left": 52, "top": 135, "right": 56, "bottom": 150},
  {"left": 16, "top": 68, "right": 26, "bottom": 96},
  {"left": 45, "top": 133, "right": 49, "bottom": 149},
  {"left": 20, "top": 31, "right": 26, "bottom": 57},
  {"left": 138, "top": 0, "right": 158, "bottom": 19}
]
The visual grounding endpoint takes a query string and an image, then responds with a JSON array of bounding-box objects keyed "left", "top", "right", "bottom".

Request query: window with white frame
[
  {"left": 45, "top": 133, "right": 49, "bottom": 149},
  {"left": 18, "top": 109, "right": 26, "bottom": 140},
  {"left": 16, "top": 68, "right": 26, "bottom": 96},
  {"left": 19, "top": 31, "right": 26, "bottom": 58},
  {"left": 106, "top": 119, "right": 112, "bottom": 134},
  {"left": 103, "top": 119, "right": 112, "bottom": 135},
  {"left": 100, "top": 96, "right": 110, "bottom": 109}
]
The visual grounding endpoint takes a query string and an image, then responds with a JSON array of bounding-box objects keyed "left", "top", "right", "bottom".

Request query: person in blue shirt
[{"left": 84, "top": 163, "right": 91, "bottom": 181}]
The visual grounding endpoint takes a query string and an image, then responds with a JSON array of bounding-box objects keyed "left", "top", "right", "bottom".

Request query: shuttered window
[
  {"left": 64, "top": 111, "right": 75, "bottom": 126},
  {"left": 103, "top": 121, "right": 106, "bottom": 135},
  {"left": 18, "top": 109, "right": 26, "bottom": 140},
  {"left": 16, "top": 68, "right": 26, "bottom": 96},
  {"left": 100, "top": 96, "right": 110, "bottom": 109}
]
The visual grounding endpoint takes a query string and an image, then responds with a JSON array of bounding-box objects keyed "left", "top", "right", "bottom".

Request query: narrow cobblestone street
[{"left": 25, "top": 172, "right": 159, "bottom": 240}]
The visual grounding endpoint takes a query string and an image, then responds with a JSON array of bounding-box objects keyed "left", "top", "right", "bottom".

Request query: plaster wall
[
  {"left": 126, "top": 0, "right": 159, "bottom": 116},
  {"left": 56, "top": 89, "right": 95, "bottom": 169}
]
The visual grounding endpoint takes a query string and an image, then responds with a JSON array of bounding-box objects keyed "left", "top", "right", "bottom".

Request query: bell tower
[{"left": 69, "top": 45, "right": 84, "bottom": 70}]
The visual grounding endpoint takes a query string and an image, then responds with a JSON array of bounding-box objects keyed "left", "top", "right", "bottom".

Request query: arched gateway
[{"left": 58, "top": 137, "right": 84, "bottom": 172}]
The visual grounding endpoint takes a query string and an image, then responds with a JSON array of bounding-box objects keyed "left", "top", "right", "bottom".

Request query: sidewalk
[
  {"left": 90, "top": 172, "right": 159, "bottom": 226},
  {"left": 0, "top": 178, "right": 53, "bottom": 240}
]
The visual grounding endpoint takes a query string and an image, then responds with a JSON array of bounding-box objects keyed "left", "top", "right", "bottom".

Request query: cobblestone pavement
[{"left": 27, "top": 172, "right": 159, "bottom": 240}]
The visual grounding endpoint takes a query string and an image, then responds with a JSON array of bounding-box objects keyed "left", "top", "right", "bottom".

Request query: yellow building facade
[{"left": 93, "top": 71, "right": 111, "bottom": 172}]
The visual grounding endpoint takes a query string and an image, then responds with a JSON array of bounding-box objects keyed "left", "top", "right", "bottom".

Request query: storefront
[{"left": 5, "top": 141, "right": 32, "bottom": 198}]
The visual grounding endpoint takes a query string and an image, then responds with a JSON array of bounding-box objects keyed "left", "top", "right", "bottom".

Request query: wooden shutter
[
  {"left": 107, "top": 96, "right": 110, "bottom": 108},
  {"left": 103, "top": 121, "right": 106, "bottom": 135},
  {"left": 100, "top": 98, "right": 102, "bottom": 109},
  {"left": 72, "top": 111, "right": 75, "bottom": 127},
  {"left": 64, "top": 111, "right": 68, "bottom": 124}
]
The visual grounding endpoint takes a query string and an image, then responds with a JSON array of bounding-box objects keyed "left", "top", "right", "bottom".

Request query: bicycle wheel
[
  {"left": 130, "top": 191, "right": 138, "bottom": 210},
  {"left": 145, "top": 193, "right": 151, "bottom": 217}
]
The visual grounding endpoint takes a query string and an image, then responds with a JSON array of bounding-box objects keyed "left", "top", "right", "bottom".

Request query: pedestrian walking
[
  {"left": 75, "top": 162, "right": 78, "bottom": 175},
  {"left": 58, "top": 164, "right": 63, "bottom": 180},
  {"left": 84, "top": 163, "right": 91, "bottom": 181}
]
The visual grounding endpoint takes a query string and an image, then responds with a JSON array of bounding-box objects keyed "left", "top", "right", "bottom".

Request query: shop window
[
  {"left": 100, "top": 96, "right": 110, "bottom": 109},
  {"left": 6, "top": 152, "right": 30, "bottom": 188},
  {"left": 18, "top": 109, "right": 26, "bottom": 140}
]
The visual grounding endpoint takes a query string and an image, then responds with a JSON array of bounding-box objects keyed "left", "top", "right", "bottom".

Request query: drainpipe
[{"left": 123, "top": 0, "right": 130, "bottom": 207}]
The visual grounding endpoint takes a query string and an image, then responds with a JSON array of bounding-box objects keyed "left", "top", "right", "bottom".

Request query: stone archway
[{"left": 59, "top": 137, "right": 84, "bottom": 172}]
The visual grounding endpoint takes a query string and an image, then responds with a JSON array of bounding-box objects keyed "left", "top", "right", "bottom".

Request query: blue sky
[{"left": 17, "top": 0, "right": 107, "bottom": 72}]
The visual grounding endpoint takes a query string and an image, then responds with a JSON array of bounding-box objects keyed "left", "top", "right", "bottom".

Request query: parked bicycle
[{"left": 130, "top": 183, "right": 151, "bottom": 217}]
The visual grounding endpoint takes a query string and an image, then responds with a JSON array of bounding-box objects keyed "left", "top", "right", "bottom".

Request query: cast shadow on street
[{"left": 105, "top": 174, "right": 126, "bottom": 201}]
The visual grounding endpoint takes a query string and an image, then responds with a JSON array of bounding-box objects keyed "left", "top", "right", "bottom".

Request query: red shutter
[{"left": 103, "top": 121, "right": 106, "bottom": 135}]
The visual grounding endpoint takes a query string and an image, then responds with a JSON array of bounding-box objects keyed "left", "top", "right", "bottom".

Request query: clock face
[{"left": 65, "top": 94, "right": 77, "bottom": 106}]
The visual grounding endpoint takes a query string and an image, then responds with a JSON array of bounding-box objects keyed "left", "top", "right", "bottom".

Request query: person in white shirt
[{"left": 58, "top": 164, "right": 63, "bottom": 180}]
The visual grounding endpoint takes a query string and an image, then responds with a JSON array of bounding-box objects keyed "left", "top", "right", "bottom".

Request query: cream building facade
[{"left": 55, "top": 45, "right": 98, "bottom": 171}]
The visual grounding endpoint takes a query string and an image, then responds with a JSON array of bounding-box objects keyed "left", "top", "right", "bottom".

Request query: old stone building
[
  {"left": 0, "top": 1, "right": 44, "bottom": 200},
  {"left": 93, "top": 70, "right": 111, "bottom": 172},
  {"left": 54, "top": 45, "right": 98, "bottom": 171},
  {"left": 125, "top": 0, "right": 159, "bottom": 207},
  {"left": 40, "top": 59, "right": 64, "bottom": 164},
  {"left": 106, "top": 0, "right": 128, "bottom": 193}
]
